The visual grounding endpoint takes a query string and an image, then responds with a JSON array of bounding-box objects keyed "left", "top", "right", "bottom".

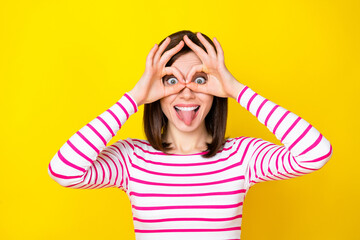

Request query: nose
[{"left": 179, "top": 86, "right": 195, "bottom": 99}]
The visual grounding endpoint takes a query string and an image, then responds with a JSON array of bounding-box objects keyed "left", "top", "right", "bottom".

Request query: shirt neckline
[{"left": 165, "top": 150, "right": 210, "bottom": 156}]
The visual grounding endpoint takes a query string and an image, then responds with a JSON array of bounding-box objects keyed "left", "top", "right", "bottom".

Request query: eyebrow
[{"left": 187, "top": 71, "right": 208, "bottom": 79}]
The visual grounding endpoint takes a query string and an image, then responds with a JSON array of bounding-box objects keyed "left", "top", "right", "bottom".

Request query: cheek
[
  {"left": 160, "top": 99, "right": 171, "bottom": 117},
  {"left": 205, "top": 97, "right": 214, "bottom": 110},
  {"left": 203, "top": 98, "right": 214, "bottom": 116}
]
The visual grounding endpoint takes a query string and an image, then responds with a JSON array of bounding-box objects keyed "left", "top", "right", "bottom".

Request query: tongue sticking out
[{"left": 177, "top": 109, "right": 197, "bottom": 126}]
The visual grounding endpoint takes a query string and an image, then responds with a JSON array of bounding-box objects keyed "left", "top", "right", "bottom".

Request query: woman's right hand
[{"left": 128, "top": 37, "right": 186, "bottom": 106}]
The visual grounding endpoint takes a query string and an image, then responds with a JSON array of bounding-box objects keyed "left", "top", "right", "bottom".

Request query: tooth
[{"left": 175, "top": 106, "right": 199, "bottom": 111}]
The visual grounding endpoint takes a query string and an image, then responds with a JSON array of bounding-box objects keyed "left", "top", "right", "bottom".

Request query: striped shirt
[{"left": 48, "top": 86, "right": 333, "bottom": 240}]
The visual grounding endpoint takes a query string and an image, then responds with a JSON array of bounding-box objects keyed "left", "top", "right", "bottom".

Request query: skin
[
  {"left": 129, "top": 32, "right": 246, "bottom": 154},
  {"left": 160, "top": 51, "right": 214, "bottom": 154}
]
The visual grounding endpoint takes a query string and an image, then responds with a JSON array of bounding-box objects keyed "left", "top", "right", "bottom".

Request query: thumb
[
  {"left": 185, "top": 82, "right": 208, "bottom": 94},
  {"left": 164, "top": 82, "right": 186, "bottom": 97}
]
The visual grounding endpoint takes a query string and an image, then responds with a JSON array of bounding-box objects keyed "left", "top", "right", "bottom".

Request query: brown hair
[{"left": 143, "top": 30, "right": 229, "bottom": 158}]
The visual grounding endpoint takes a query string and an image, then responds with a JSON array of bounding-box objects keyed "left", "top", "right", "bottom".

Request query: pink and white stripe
[
  {"left": 237, "top": 86, "right": 332, "bottom": 188},
  {"left": 48, "top": 87, "right": 332, "bottom": 240}
]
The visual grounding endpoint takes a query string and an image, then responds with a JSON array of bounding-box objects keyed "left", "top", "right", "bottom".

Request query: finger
[
  {"left": 163, "top": 66, "right": 185, "bottom": 84},
  {"left": 213, "top": 37, "right": 224, "bottom": 63},
  {"left": 153, "top": 37, "right": 171, "bottom": 64},
  {"left": 196, "top": 32, "right": 217, "bottom": 59},
  {"left": 159, "top": 40, "right": 184, "bottom": 67},
  {"left": 146, "top": 44, "right": 159, "bottom": 69},
  {"left": 186, "top": 64, "right": 205, "bottom": 83},
  {"left": 185, "top": 82, "right": 208, "bottom": 94},
  {"left": 164, "top": 82, "right": 186, "bottom": 96},
  {"left": 183, "top": 35, "right": 207, "bottom": 63}
]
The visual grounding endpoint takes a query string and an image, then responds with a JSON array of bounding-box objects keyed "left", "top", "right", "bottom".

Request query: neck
[{"left": 162, "top": 122, "right": 212, "bottom": 154}]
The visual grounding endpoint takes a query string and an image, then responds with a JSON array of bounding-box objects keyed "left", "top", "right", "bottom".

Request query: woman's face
[{"left": 160, "top": 51, "right": 214, "bottom": 133}]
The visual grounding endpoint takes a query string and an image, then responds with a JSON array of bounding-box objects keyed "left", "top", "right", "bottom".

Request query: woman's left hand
[{"left": 183, "top": 32, "right": 245, "bottom": 99}]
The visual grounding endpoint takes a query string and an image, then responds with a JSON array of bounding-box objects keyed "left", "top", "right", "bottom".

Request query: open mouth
[
  {"left": 173, "top": 105, "right": 200, "bottom": 126},
  {"left": 174, "top": 105, "right": 200, "bottom": 113}
]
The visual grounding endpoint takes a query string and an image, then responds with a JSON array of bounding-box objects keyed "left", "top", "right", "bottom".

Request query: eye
[
  {"left": 194, "top": 76, "right": 206, "bottom": 84},
  {"left": 163, "top": 76, "right": 179, "bottom": 86},
  {"left": 166, "top": 77, "right": 178, "bottom": 85}
]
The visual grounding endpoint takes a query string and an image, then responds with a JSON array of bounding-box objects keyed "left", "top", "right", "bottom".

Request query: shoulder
[
  {"left": 110, "top": 137, "right": 143, "bottom": 154},
  {"left": 226, "top": 136, "right": 256, "bottom": 145},
  {"left": 114, "top": 138, "right": 162, "bottom": 155},
  {"left": 226, "top": 136, "right": 270, "bottom": 152}
]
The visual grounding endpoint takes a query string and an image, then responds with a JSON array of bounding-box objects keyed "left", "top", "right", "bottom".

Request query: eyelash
[
  {"left": 194, "top": 76, "right": 206, "bottom": 84},
  {"left": 164, "top": 77, "right": 178, "bottom": 85},
  {"left": 163, "top": 74, "right": 207, "bottom": 85}
]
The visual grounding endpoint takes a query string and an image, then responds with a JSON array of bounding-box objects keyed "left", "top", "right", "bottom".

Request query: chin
[{"left": 174, "top": 122, "right": 202, "bottom": 132}]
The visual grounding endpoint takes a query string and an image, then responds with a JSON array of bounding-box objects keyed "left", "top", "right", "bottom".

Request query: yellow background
[{"left": 1, "top": 0, "right": 359, "bottom": 239}]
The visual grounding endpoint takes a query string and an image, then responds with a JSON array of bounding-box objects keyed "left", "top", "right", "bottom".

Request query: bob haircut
[{"left": 143, "top": 30, "right": 229, "bottom": 158}]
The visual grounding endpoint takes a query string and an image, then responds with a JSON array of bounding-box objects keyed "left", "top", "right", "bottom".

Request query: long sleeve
[
  {"left": 236, "top": 86, "right": 333, "bottom": 189},
  {"left": 48, "top": 92, "right": 138, "bottom": 191}
]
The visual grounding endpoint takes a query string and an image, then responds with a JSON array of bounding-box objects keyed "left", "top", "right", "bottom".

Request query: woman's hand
[
  {"left": 183, "top": 32, "right": 245, "bottom": 99},
  {"left": 129, "top": 37, "right": 187, "bottom": 106}
]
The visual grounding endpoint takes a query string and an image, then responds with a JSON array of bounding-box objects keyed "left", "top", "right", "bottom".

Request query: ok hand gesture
[
  {"left": 129, "top": 37, "right": 187, "bottom": 106},
  {"left": 183, "top": 32, "right": 245, "bottom": 99}
]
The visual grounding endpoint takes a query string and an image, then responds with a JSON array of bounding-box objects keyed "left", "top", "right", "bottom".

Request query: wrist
[
  {"left": 128, "top": 88, "right": 144, "bottom": 106},
  {"left": 229, "top": 80, "right": 246, "bottom": 100}
]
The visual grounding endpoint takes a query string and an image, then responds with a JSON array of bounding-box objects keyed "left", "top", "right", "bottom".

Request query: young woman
[{"left": 48, "top": 30, "right": 333, "bottom": 240}]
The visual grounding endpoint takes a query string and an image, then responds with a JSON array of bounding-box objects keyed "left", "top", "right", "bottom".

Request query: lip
[{"left": 174, "top": 106, "right": 201, "bottom": 124}]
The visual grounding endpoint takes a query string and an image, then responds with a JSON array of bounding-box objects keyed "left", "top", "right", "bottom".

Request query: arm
[
  {"left": 47, "top": 92, "right": 138, "bottom": 191},
  {"left": 48, "top": 38, "right": 189, "bottom": 191},
  {"left": 180, "top": 33, "right": 333, "bottom": 188},
  {"left": 236, "top": 86, "right": 333, "bottom": 189}
]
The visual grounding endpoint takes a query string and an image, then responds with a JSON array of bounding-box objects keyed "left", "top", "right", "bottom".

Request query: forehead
[{"left": 171, "top": 52, "right": 202, "bottom": 76}]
